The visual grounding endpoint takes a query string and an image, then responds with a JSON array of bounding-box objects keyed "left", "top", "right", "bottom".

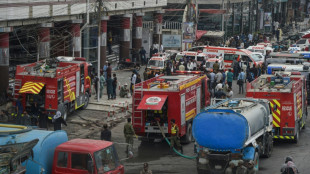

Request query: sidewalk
[{"left": 87, "top": 93, "right": 132, "bottom": 113}]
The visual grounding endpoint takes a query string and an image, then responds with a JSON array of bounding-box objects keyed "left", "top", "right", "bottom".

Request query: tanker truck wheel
[
  {"left": 263, "top": 136, "right": 273, "bottom": 158},
  {"left": 254, "top": 152, "right": 259, "bottom": 171}
]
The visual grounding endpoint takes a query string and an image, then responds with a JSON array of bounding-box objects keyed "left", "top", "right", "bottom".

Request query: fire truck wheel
[
  {"left": 63, "top": 105, "right": 68, "bottom": 121},
  {"left": 294, "top": 126, "right": 299, "bottom": 144},
  {"left": 82, "top": 92, "right": 89, "bottom": 110},
  {"left": 182, "top": 123, "right": 193, "bottom": 144},
  {"left": 254, "top": 152, "right": 259, "bottom": 171}
]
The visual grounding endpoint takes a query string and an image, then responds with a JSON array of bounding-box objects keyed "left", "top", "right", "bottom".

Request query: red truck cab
[{"left": 52, "top": 139, "right": 124, "bottom": 174}]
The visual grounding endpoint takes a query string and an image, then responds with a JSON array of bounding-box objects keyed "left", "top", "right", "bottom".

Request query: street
[{"left": 62, "top": 67, "right": 310, "bottom": 174}]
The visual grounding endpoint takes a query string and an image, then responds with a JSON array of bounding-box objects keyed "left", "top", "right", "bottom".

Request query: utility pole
[
  {"left": 97, "top": 0, "right": 103, "bottom": 102},
  {"left": 222, "top": 0, "right": 225, "bottom": 31},
  {"left": 232, "top": 3, "right": 235, "bottom": 35},
  {"left": 240, "top": 1, "right": 244, "bottom": 34}
]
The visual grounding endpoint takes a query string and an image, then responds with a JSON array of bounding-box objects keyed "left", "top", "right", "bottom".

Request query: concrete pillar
[
  {"left": 119, "top": 14, "right": 131, "bottom": 61},
  {"left": 100, "top": 16, "right": 109, "bottom": 68},
  {"left": 132, "top": 13, "right": 144, "bottom": 53},
  {"left": 71, "top": 20, "right": 82, "bottom": 57},
  {"left": 0, "top": 27, "right": 11, "bottom": 95},
  {"left": 153, "top": 10, "right": 164, "bottom": 46},
  {"left": 38, "top": 23, "right": 52, "bottom": 59}
]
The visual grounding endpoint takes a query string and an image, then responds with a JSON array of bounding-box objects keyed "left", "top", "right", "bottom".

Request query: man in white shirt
[{"left": 130, "top": 72, "right": 137, "bottom": 94}]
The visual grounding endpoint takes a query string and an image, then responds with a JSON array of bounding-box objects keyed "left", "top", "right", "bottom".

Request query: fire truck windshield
[{"left": 148, "top": 60, "right": 164, "bottom": 67}]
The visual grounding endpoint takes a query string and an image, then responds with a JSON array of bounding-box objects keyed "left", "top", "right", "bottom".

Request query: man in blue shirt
[{"left": 237, "top": 70, "right": 245, "bottom": 94}]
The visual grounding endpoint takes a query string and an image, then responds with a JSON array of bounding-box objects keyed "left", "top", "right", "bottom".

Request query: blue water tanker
[
  {"left": 0, "top": 124, "right": 68, "bottom": 174},
  {"left": 193, "top": 99, "right": 273, "bottom": 174}
]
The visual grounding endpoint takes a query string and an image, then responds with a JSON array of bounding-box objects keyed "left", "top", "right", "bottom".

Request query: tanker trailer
[
  {"left": 193, "top": 98, "right": 273, "bottom": 174},
  {"left": 0, "top": 124, "right": 68, "bottom": 174}
]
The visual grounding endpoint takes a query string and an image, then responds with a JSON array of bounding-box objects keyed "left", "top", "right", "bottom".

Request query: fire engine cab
[
  {"left": 14, "top": 56, "right": 92, "bottom": 120},
  {"left": 246, "top": 72, "right": 307, "bottom": 143},
  {"left": 132, "top": 72, "right": 210, "bottom": 143}
]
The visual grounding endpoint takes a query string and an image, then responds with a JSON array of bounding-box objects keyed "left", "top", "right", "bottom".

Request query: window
[
  {"left": 197, "top": 56, "right": 205, "bottom": 62},
  {"left": 57, "top": 152, "right": 68, "bottom": 168},
  {"left": 115, "top": 3, "right": 117, "bottom": 8},
  {"left": 132, "top": 2, "right": 134, "bottom": 7},
  {"left": 71, "top": 153, "right": 93, "bottom": 171},
  {"left": 296, "top": 39, "right": 306, "bottom": 44},
  {"left": 94, "top": 145, "right": 120, "bottom": 173},
  {"left": 144, "top": 1, "right": 146, "bottom": 6},
  {"left": 224, "top": 54, "right": 235, "bottom": 61}
]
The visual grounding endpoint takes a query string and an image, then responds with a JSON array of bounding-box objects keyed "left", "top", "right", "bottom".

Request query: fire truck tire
[
  {"left": 254, "top": 152, "right": 259, "bottom": 171},
  {"left": 182, "top": 123, "right": 193, "bottom": 144},
  {"left": 82, "top": 92, "right": 89, "bottom": 110},
  {"left": 63, "top": 105, "right": 68, "bottom": 121},
  {"left": 293, "top": 126, "right": 299, "bottom": 144}
]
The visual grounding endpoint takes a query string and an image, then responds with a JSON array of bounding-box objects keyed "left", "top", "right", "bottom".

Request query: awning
[
  {"left": 19, "top": 82, "right": 45, "bottom": 94},
  {"left": 137, "top": 95, "right": 168, "bottom": 110}
]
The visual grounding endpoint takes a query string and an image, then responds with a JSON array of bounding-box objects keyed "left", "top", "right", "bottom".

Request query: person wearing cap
[
  {"left": 170, "top": 119, "right": 183, "bottom": 154},
  {"left": 140, "top": 163, "right": 152, "bottom": 174},
  {"left": 235, "top": 160, "right": 247, "bottom": 174},
  {"left": 225, "top": 161, "right": 235, "bottom": 174},
  {"left": 280, "top": 156, "right": 298, "bottom": 174}
]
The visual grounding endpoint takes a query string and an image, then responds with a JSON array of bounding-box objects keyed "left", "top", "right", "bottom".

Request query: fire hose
[{"left": 156, "top": 121, "right": 197, "bottom": 159}]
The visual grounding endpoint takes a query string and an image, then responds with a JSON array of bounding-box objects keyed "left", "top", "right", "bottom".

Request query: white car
[{"left": 295, "top": 38, "right": 310, "bottom": 50}]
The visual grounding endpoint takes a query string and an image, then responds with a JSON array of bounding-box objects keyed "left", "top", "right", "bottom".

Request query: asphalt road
[{"left": 67, "top": 67, "right": 310, "bottom": 174}]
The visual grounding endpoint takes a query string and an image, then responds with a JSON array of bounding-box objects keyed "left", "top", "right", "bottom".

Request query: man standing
[
  {"left": 124, "top": 118, "right": 135, "bottom": 153},
  {"left": 16, "top": 96, "right": 23, "bottom": 125},
  {"left": 170, "top": 119, "right": 183, "bottom": 154},
  {"left": 213, "top": 60, "right": 219, "bottom": 73},
  {"left": 238, "top": 70, "right": 245, "bottom": 94},
  {"left": 100, "top": 72, "right": 105, "bottom": 99},
  {"left": 226, "top": 69, "right": 233, "bottom": 89},
  {"left": 112, "top": 73, "right": 117, "bottom": 99},
  {"left": 107, "top": 63, "right": 112, "bottom": 78},
  {"left": 106, "top": 74, "right": 113, "bottom": 100},
  {"left": 130, "top": 71, "right": 137, "bottom": 94},
  {"left": 101, "top": 123, "right": 111, "bottom": 141},
  {"left": 52, "top": 111, "right": 67, "bottom": 131},
  {"left": 139, "top": 47, "right": 146, "bottom": 65}
]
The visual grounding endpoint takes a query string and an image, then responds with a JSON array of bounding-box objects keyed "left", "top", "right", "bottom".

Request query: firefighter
[
  {"left": 170, "top": 119, "right": 183, "bottom": 154},
  {"left": 52, "top": 111, "right": 67, "bottom": 131},
  {"left": 124, "top": 117, "right": 135, "bottom": 154}
]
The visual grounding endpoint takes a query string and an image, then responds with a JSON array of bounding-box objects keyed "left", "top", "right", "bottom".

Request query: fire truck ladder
[
  {"left": 133, "top": 82, "right": 143, "bottom": 127},
  {"left": 14, "top": 79, "right": 22, "bottom": 98}
]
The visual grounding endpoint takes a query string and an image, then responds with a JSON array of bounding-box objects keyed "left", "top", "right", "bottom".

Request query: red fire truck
[
  {"left": 246, "top": 72, "right": 307, "bottom": 143},
  {"left": 132, "top": 72, "right": 211, "bottom": 143},
  {"left": 14, "top": 56, "right": 92, "bottom": 120}
]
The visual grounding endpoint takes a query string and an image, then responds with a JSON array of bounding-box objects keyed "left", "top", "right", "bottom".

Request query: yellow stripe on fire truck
[
  {"left": 270, "top": 100, "right": 281, "bottom": 127},
  {"left": 274, "top": 136, "right": 295, "bottom": 139}
]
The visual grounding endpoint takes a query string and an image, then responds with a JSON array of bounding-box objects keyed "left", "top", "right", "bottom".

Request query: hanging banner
[
  {"left": 183, "top": 22, "right": 195, "bottom": 43},
  {"left": 264, "top": 12, "right": 272, "bottom": 26},
  {"left": 162, "top": 35, "right": 182, "bottom": 48}
]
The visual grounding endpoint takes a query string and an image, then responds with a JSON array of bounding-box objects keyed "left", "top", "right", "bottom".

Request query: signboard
[
  {"left": 264, "top": 12, "right": 272, "bottom": 26},
  {"left": 183, "top": 22, "right": 195, "bottom": 43},
  {"left": 162, "top": 35, "right": 181, "bottom": 48}
]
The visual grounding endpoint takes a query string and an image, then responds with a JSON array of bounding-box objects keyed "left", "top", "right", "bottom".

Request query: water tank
[
  {"left": 0, "top": 125, "right": 68, "bottom": 174},
  {"left": 193, "top": 99, "right": 269, "bottom": 151}
]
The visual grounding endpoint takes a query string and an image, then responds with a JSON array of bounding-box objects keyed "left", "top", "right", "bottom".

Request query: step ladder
[{"left": 133, "top": 82, "right": 143, "bottom": 127}]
